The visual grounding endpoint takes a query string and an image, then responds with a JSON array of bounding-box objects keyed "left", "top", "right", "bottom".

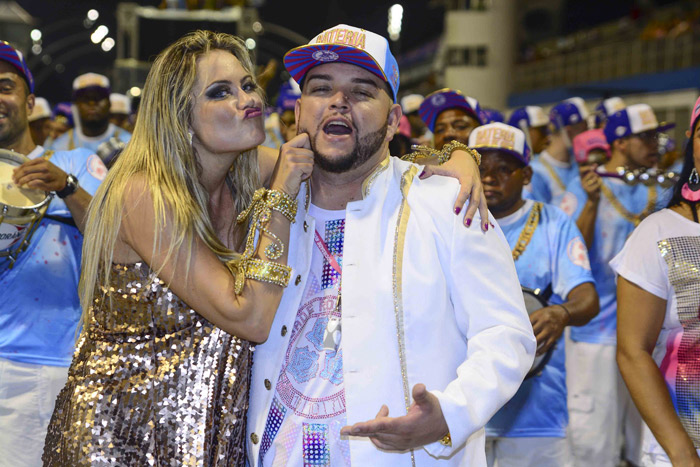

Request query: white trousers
[
  {"left": 485, "top": 436, "right": 573, "bottom": 467},
  {"left": 566, "top": 338, "right": 643, "bottom": 467},
  {"left": 0, "top": 357, "right": 68, "bottom": 467}
]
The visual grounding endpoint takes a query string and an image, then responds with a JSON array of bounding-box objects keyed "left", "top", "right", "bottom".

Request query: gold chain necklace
[
  {"left": 540, "top": 157, "right": 567, "bottom": 192},
  {"left": 599, "top": 181, "right": 657, "bottom": 226},
  {"left": 512, "top": 202, "right": 542, "bottom": 261}
]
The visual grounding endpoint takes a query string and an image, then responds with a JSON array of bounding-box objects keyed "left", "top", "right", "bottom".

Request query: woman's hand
[
  {"left": 269, "top": 133, "right": 314, "bottom": 197},
  {"left": 419, "top": 149, "right": 489, "bottom": 230}
]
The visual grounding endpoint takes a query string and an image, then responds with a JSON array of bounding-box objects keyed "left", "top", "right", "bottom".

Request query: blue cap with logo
[
  {"left": 480, "top": 108, "right": 505, "bottom": 124},
  {"left": 275, "top": 78, "right": 301, "bottom": 113},
  {"left": 284, "top": 24, "right": 399, "bottom": 103},
  {"left": 550, "top": 97, "right": 589, "bottom": 130},
  {"left": 0, "top": 41, "right": 34, "bottom": 93},
  {"left": 418, "top": 88, "right": 482, "bottom": 132},
  {"left": 508, "top": 106, "right": 550, "bottom": 130},
  {"left": 594, "top": 97, "right": 626, "bottom": 127},
  {"left": 604, "top": 103, "right": 675, "bottom": 144}
]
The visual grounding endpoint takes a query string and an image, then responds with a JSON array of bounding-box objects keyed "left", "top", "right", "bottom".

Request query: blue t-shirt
[
  {"left": 50, "top": 123, "right": 131, "bottom": 154},
  {"left": 524, "top": 151, "right": 579, "bottom": 204},
  {"left": 559, "top": 176, "right": 668, "bottom": 345},
  {"left": 486, "top": 200, "right": 594, "bottom": 438},
  {"left": 0, "top": 146, "right": 106, "bottom": 366}
]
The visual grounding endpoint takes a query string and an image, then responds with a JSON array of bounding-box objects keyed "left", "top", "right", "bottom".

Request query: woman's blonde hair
[{"left": 78, "top": 30, "right": 262, "bottom": 332}]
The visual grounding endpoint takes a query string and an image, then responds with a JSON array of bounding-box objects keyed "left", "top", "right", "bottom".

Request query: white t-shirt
[
  {"left": 610, "top": 208, "right": 700, "bottom": 463},
  {"left": 259, "top": 204, "right": 350, "bottom": 467}
]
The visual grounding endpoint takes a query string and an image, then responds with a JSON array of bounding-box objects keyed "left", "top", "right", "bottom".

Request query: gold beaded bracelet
[
  {"left": 401, "top": 142, "right": 481, "bottom": 167},
  {"left": 234, "top": 188, "right": 296, "bottom": 294}
]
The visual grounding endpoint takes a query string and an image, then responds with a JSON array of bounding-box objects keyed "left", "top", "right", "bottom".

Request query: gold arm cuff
[
  {"left": 235, "top": 258, "right": 292, "bottom": 294},
  {"left": 440, "top": 432, "right": 452, "bottom": 447},
  {"left": 266, "top": 189, "right": 297, "bottom": 223},
  {"left": 441, "top": 141, "right": 481, "bottom": 166}
]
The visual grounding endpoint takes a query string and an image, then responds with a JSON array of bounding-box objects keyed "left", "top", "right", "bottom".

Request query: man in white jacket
[{"left": 247, "top": 24, "right": 536, "bottom": 466}]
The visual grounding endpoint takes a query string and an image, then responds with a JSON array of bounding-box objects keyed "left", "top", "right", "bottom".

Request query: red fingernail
[
  {"left": 454, "top": 206, "right": 461, "bottom": 215},
  {"left": 466, "top": 218, "right": 472, "bottom": 227},
  {"left": 419, "top": 170, "right": 426, "bottom": 178},
  {"left": 485, "top": 223, "right": 489, "bottom": 231}
]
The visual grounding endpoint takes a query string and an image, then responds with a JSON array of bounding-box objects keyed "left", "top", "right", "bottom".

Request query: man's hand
[
  {"left": 12, "top": 158, "right": 68, "bottom": 192},
  {"left": 530, "top": 305, "right": 569, "bottom": 355},
  {"left": 580, "top": 167, "right": 601, "bottom": 204},
  {"left": 340, "top": 383, "right": 449, "bottom": 451},
  {"left": 419, "top": 149, "right": 488, "bottom": 230}
]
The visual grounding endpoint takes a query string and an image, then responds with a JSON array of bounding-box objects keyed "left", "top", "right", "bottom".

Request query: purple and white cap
[
  {"left": 507, "top": 106, "right": 549, "bottom": 130},
  {"left": 418, "top": 88, "right": 482, "bottom": 132},
  {"left": 469, "top": 122, "right": 531, "bottom": 166},
  {"left": 0, "top": 41, "right": 33, "bottom": 93},
  {"left": 550, "top": 97, "right": 590, "bottom": 129},
  {"left": 604, "top": 103, "right": 675, "bottom": 143},
  {"left": 283, "top": 24, "right": 399, "bottom": 103}
]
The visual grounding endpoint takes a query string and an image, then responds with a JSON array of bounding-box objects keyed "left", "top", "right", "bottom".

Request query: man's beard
[{"left": 301, "top": 120, "right": 388, "bottom": 173}]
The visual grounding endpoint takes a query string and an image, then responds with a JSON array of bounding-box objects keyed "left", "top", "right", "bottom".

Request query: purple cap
[
  {"left": 480, "top": 108, "right": 505, "bottom": 124},
  {"left": 0, "top": 41, "right": 34, "bottom": 93},
  {"left": 604, "top": 104, "right": 675, "bottom": 144},
  {"left": 418, "top": 88, "right": 482, "bottom": 132}
]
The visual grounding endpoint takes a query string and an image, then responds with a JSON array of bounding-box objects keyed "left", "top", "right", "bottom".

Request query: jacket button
[
  {"left": 264, "top": 379, "right": 272, "bottom": 390},
  {"left": 281, "top": 325, "right": 288, "bottom": 336},
  {"left": 251, "top": 433, "right": 259, "bottom": 444},
  {"left": 295, "top": 275, "right": 301, "bottom": 285},
  {"left": 303, "top": 221, "right": 308, "bottom": 232}
]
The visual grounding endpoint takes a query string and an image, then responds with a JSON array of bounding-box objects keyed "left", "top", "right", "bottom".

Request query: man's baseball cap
[
  {"left": 401, "top": 94, "right": 423, "bottom": 115},
  {"left": 550, "top": 97, "right": 589, "bottom": 129},
  {"left": 284, "top": 24, "right": 399, "bottom": 103},
  {"left": 573, "top": 129, "right": 610, "bottom": 163},
  {"left": 0, "top": 41, "right": 34, "bottom": 93},
  {"left": 594, "top": 97, "right": 626, "bottom": 127},
  {"left": 468, "top": 122, "right": 531, "bottom": 166},
  {"left": 418, "top": 89, "right": 482, "bottom": 132},
  {"left": 690, "top": 96, "right": 700, "bottom": 132},
  {"left": 604, "top": 103, "right": 675, "bottom": 144},
  {"left": 73, "top": 73, "right": 110, "bottom": 100},
  {"left": 508, "top": 106, "right": 549, "bottom": 130},
  {"left": 480, "top": 108, "right": 505, "bottom": 124},
  {"left": 29, "top": 97, "right": 51, "bottom": 122},
  {"left": 109, "top": 93, "right": 131, "bottom": 115}
]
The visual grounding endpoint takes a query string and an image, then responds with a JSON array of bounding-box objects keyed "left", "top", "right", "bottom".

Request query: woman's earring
[
  {"left": 690, "top": 167, "right": 700, "bottom": 187},
  {"left": 188, "top": 132, "right": 194, "bottom": 145}
]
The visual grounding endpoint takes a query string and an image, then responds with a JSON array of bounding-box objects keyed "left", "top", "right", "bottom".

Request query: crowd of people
[{"left": 0, "top": 15, "right": 698, "bottom": 467}]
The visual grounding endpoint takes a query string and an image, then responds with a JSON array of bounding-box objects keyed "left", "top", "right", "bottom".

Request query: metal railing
[{"left": 513, "top": 31, "right": 700, "bottom": 93}]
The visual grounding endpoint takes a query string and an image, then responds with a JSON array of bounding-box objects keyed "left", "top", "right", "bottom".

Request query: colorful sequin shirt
[
  {"left": 259, "top": 205, "right": 349, "bottom": 466},
  {"left": 610, "top": 208, "right": 700, "bottom": 461}
]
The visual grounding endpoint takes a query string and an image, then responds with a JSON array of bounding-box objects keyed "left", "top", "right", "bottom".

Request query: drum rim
[{"left": 0, "top": 150, "right": 51, "bottom": 212}]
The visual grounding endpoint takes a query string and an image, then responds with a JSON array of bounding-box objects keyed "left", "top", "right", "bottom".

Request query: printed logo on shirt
[
  {"left": 567, "top": 237, "right": 591, "bottom": 270},
  {"left": 87, "top": 153, "right": 107, "bottom": 181},
  {"left": 559, "top": 192, "right": 578, "bottom": 217},
  {"left": 0, "top": 223, "right": 25, "bottom": 250}
]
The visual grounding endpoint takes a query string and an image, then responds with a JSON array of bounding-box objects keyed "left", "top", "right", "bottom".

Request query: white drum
[{"left": 0, "top": 149, "right": 51, "bottom": 269}]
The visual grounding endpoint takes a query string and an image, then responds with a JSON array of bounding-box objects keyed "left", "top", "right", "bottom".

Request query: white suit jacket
[{"left": 247, "top": 156, "right": 536, "bottom": 466}]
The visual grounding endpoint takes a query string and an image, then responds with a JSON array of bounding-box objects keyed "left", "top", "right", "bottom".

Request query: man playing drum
[
  {"left": 472, "top": 122, "right": 599, "bottom": 467},
  {"left": 0, "top": 41, "right": 107, "bottom": 465}
]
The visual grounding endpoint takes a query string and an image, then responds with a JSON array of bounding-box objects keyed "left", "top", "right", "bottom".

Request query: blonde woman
[{"left": 43, "top": 31, "right": 313, "bottom": 464}]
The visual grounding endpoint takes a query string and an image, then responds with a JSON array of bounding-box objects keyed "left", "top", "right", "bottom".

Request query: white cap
[
  {"left": 73, "top": 73, "right": 110, "bottom": 93},
  {"left": 28, "top": 97, "right": 51, "bottom": 122},
  {"left": 564, "top": 97, "right": 590, "bottom": 120},
  {"left": 401, "top": 94, "right": 424, "bottom": 114},
  {"left": 601, "top": 97, "right": 626, "bottom": 115},
  {"left": 110, "top": 93, "right": 131, "bottom": 115},
  {"left": 469, "top": 122, "right": 531, "bottom": 165}
]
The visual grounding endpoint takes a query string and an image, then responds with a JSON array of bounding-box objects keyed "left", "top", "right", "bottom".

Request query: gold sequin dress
[{"left": 43, "top": 262, "right": 252, "bottom": 466}]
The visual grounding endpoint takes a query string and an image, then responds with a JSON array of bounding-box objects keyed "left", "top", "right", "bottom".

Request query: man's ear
[
  {"left": 294, "top": 98, "right": 301, "bottom": 131},
  {"left": 385, "top": 103, "right": 402, "bottom": 142},
  {"left": 26, "top": 93, "right": 35, "bottom": 118},
  {"left": 522, "top": 165, "right": 533, "bottom": 186}
]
